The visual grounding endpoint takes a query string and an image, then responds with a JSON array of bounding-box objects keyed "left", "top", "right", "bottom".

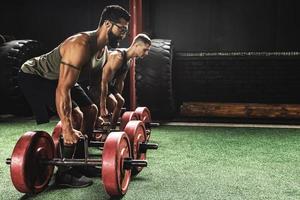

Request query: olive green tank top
[{"left": 20, "top": 31, "right": 108, "bottom": 81}]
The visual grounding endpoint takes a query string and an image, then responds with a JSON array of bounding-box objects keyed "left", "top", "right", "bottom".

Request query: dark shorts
[
  {"left": 18, "top": 71, "right": 93, "bottom": 124},
  {"left": 108, "top": 83, "right": 118, "bottom": 95},
  {"left": 84, "top": 83, "right": 117, "bottom": 106}
]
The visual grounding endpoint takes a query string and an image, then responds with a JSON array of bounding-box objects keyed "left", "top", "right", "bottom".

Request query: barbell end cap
[
  {"left": 139, "top": 142, "right": 159, "bottom": 153},
  {"left": 123, "top": 158, "right": 148, "bottom": 169},
  {"left": 6, "top": 158, "right": 11, "bottom": 165}
]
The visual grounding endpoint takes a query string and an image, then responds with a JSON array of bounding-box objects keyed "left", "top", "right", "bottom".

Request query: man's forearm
[
  {"left": 56, "top": 87, "right": 73, "bottom": 133},
  {"left": 100, "top": 81, "right": 108, "bottom": 116}
]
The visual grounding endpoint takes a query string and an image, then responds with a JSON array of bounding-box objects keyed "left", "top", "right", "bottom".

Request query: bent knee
[
  {"left": 73, "top": 107, "right": 83, "bottom": 119},
  {"left": 88, "top": 104, "right": 98, "bottom": 116},
  {"left": 72, "top": 107, "right": 83, "bottom": 129},
  {"left": 110, "top": 98, "right": 118, "bottom": 108},
  {"left": 116, "top": 96, "right": 125, "bottom": 108},
  {"left": 90, "top": 104, "right": 98, "bottom": 114},
  {"left": 81, "top": 104, "right": 98, "bottom": 117}
]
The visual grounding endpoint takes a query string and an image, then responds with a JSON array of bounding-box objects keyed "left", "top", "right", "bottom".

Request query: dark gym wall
[
  {"left": 3, "top": 0, "right": 299, "bottom": 52},
  {"left": 0, "top": 0, "right": 129, "bottom": 51},
  {"left": 144, "top": 0, "right": 300, "bottom": 52}
]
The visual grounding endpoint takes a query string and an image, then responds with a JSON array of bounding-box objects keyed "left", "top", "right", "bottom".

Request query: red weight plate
[
  {"left": 135, "top": 107, "right": 151, "bottom": 141},
  {"left": 10, "top": 131, "right": 54, "bottom": 193},
  {"left": 124, "top": 120, "right": 147, "bottom": 176},
  {"left": 52, "top": 121, "right": 62, "bottom": 158},
  {"left": 119, "top": 111, "right": 138, "bottom": 131},
  {"left": 102, "top": 132, "right": 132, "bottom": 197},
  {"left": 135, "top": 107, "right": 151, "bottom": 123}
]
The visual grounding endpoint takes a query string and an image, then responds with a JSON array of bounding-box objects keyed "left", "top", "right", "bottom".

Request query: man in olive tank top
[{"left": 18, "top": 5, "right": 130, "bottom": 188}]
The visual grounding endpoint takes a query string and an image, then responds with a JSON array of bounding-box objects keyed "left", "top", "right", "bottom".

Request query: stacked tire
[
  {"left": 0, "top": 40, "right": 43, "bottom": 116},
  {"left": 135, "top": 39, "right": 176, "bottom": 118},
  {"left": 0, "top": 34, "right": 16, "bottom": 45}
]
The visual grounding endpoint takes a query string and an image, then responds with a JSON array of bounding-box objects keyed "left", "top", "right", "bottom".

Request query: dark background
[
  {"left": 1, "top": 0, "right": 299, "bottom": 52},
  {"left": 1, "top": 0, "right": 300, "bottom": 116},
  {"left": 144, "top": 0, "right": 300, "bottom": 52},
  {"left": 0, "top": 0, "right": 129, "bottom": 51}
]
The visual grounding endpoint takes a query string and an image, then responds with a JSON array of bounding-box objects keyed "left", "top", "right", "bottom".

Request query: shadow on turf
[
  {"left": 17, "top": 177, "right": 147, "bottom": 200},
  {"left": 131, "top": 176, "right": 149, "bottom": 182},
  {"left": 18, "top": 187, "right": 53, "bottom": 200},
  {"left": 19, "top": 194, "right": 34, "bottom": 200},
  {"left": 18, "top": 184, "right": 62, "bottom": 200},
  {"left": 18, "top": 182, "right": 111, "bottom": 200}
]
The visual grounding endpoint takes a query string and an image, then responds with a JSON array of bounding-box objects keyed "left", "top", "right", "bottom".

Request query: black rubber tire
[
  {"left": 0, "top": 34, "right": 15, "bottom": 45},
  {"left": 0, "top": 40, "right": 43, "bottom": 116},
  {"left": 135, "top": 39, "right": 176, "bottom": 118}
]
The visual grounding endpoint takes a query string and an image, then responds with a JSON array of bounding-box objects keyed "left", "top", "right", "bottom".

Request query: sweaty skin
[
  {"left": 100, "top": 52, "right": 124, "bottom": 117},
  {"left": 99, "top": 40, "right": 150, "bottom": 126},
  {"left": 56, "top": 34, "right": 91, "bottom": 145},
  {"left": 56, "top": 19, "right": 129, "bottom": 145}
]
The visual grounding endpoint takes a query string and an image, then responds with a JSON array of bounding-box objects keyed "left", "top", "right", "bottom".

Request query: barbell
[
  {"left": 6, "top": 131, "right": 146, "bottom": 197},
  {"left": 52, "top": 120, "right": 158, "bottom": 176}
]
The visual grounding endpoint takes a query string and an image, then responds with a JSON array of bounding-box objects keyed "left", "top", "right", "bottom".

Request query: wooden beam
[{"left": 180, "top": 102, "right": 300, "bottom": 118}]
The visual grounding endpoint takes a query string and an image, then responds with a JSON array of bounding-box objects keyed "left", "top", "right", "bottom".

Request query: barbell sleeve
[
  {"left": 123, "top": 158, "right": 148, "bottom": 170},
  {"left": 139, "top": 142, "right": 159, "bottom": 153}
]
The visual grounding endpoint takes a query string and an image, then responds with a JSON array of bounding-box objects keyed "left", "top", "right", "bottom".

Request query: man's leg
[
  {"left": 72, "top": 106, "right": 83, "bottom": 131},
  {"left": 55, "top": 101, "right": 93, "bottom": 186},
  {"left": 18, "top": 71, "right": 54, "bottom": 124},
  {"left": 80, "top": 104, "right": 98, "bottom": 137},
  {"left": 71, "top": 84, "right": 100, "bottom": 177},
  {"left": 85, "top": 86, "right": 104, "bottom": 128},
  {"left": 18, "top": 71, "right": 92, "bottom": 187},
  {"left": 111, "top": 93, "right": 125, "bottom": 129},
  {"left": 71, "top": 84, "right": 98, "bottom": 137},
  {"left": 55, "top": 143, "right": 93, "bottom": 188},
  {"left": 106, "top": 94, "right": 117, "bottom": 124}
]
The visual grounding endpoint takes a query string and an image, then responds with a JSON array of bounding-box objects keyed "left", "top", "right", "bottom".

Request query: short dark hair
[
  {"left": 133, "top": 33, "right": 152, "bottom": 46},
  {"left": 99, "top": 5, "right": 131, "bottom": 26}
]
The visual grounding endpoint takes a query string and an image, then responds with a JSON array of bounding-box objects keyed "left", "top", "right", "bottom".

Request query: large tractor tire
[
  {"left": 0, "top": 40, "right": 43, "bottom": 116},
  {"left": 0, "top": 34, "right": 16, "bottom": 45},
  {"left": 135, "top": 39, "right": 176, "bottom": 118}
]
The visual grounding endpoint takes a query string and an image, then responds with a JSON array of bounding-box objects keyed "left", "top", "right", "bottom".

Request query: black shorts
[
  {"left": 18, "top": 71, "right": 93, "bottom": 124},
  {"left": 85, "top": 83, "right": 118, "bottom": 107},
  {"left": 108, "top": 83, "right": 118, "bottom": 95}
]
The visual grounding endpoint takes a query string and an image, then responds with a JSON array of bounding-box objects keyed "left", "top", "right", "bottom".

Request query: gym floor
[{"left": 0, "top": 118, "right": 299, "bottom": 200}]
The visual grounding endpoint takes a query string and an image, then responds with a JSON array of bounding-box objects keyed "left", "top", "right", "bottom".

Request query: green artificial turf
[{"left": 0, "top": 119, "right": 299, "bottom": 200}]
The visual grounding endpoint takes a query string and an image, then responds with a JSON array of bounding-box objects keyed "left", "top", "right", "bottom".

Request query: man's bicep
[
  {"left": 60, "top": 37, "right": 90, "bottom": 70},
  {"left": 58, "top": 41, "right": 89, "bottom": 89},
  {"left": 58, "top": 63, "right": 80, "bottom": 89}
]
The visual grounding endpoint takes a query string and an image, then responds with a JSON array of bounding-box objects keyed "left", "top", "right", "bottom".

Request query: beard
[{"left": 108, "top": 30, "right": 120, "bottom": 48}]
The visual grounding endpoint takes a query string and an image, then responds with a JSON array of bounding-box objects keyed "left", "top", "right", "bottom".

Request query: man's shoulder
[
  {"left": 109, "top": 50, "right": 123, "bottom": 61},
  {"left": 62, "top": 33, "right": 90, "bottom": 49}
]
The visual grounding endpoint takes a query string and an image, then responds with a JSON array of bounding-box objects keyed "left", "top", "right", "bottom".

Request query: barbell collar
[
  {"left": 139, "top": 142, "right": 159, "bottom": 153},
  {"left": 123, "top": 158, "right": 148, "bottom": 170}
]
